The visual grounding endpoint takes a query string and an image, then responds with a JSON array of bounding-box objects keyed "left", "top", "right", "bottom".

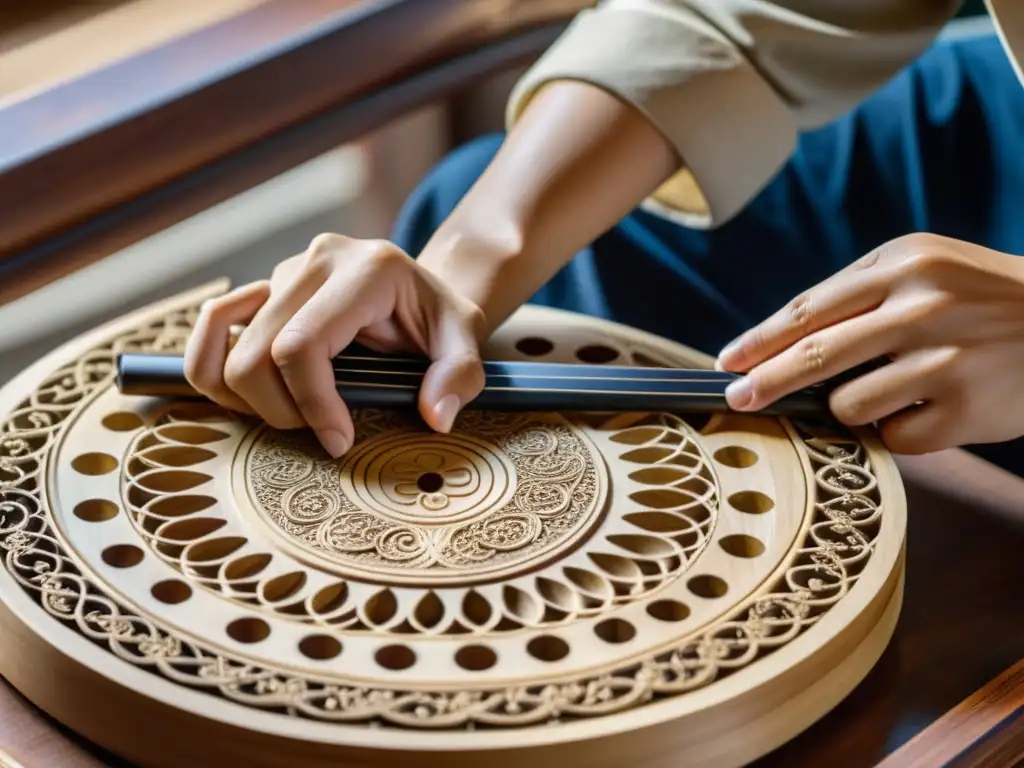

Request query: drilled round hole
[
  {"left": 527, "top": 635, "right": 569, "bottom": 662},
  {"left": 73, "top": 499, "right": 118, "bottom": 522},
  {"left": 455, "top": 644, "right": 497, "bottom": 671},
  {"left": 594, "top": 618, "right": 636, "bottom": 644},
  {"left": 728, "top": 490, "right": 775, "bottom": 515},
  {"left": 719, "top": 534, "right": 765, "bottom": 558},
  {"left": 376, "top": 644, "right": 416, "bottom": 670},
  {"left": 102, "top": 412, "right": 144, "bottom": 432},
  {"left": 647, "top": 599, "right": 691, "bottom": 622},
  {"left": 72, "top": 453, "right": 118, "bottom": 476},
  {"left": 515, "top": 337, "right": 554, "bottom": 356},
  {"left": 227, "top": 617, "right": 270, "bottom": 644},
  {"left": 714, "top": 445, "right": 759, "bottom": 469},
  {"left": 151, "top": 579, "right": 192, "bottom": 604},
  {"left": 576, "top": 344, "right": 620, "bottom": 364},
  {"left": 416, "top": 472, "right": 444, "bottom": 493},
  {"left": 299, "top": 634, "right": 342, "bottom": 661},
  {"left": 101, "top": 544, "right": 143, "bottom": 568},
  {"left": 688, "top": 574, "right": 729, "bottom": 599}
]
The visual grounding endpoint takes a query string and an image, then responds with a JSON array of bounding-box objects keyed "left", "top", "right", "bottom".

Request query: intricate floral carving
[
  {"left": 248, "top": 415, "right": 605, "bottom": 579},
  {"left": 0, "top": 293, "right": 887, "bottom": 732}
]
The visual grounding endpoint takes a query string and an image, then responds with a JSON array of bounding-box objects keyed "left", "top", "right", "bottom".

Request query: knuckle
[
  {"left": 270, "top": 329, "right": 310, "bottom": 369},
  {"left": 308, "top": 232, "right": 342, "bottom": 255},
  {"left": 364, "top": 240, "right": 408, "bottom": 271},
  {"left": 182, "top": 353, "right": 210, "bottom": 392},
  {"left": 198, "top": 294, "right": 234, "bottom": 324},
  {"left": 787, "top": 293, "right": 814, "bottom": 329},
  {"left": 797, "top": 337, "right": 827, "bottom": 373},
  {"left": 223, "top": 353, "right": 260, "bottom": 393}
]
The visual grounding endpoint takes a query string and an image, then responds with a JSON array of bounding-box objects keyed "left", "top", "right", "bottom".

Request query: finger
[
  {"left": 828, "top": 350, "right": 941, "bottom": 426},
  {"left": 418, "top": 309, "right": 486, "bottom": 433},
  {"left": 878, "top": 400, "right": 960, "bottom": 455},
  {"left": 271, "top": 263, "right": 399, "bottom": 456},
  {"left": 725, "top": 310, "right": 899, "bottom": 411},
  {"left": 225, "top": 270, "right": 324, "bottom": 430},
  {"left": 183, "top": 281, "right": 271, "bottom": 413},
  {"left": 718, "top": 263, "right": 892, "bottom": 373}
]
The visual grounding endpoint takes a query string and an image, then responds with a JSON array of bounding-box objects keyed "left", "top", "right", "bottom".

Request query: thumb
[{"left": 418, "top": 312, "right": 486, "bottom": 433}]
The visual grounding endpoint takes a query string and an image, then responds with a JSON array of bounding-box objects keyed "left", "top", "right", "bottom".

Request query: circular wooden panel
[{"left": 0, "top": 281, "right": 906, "bottom": 767}]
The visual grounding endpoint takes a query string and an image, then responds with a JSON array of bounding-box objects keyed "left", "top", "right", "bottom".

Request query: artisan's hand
[
  {"left": 183, "top": 235, "right": 487, "bottom": 458},
  {"left": 716, "top": 234, "right": 1024, "bottom": 454}
]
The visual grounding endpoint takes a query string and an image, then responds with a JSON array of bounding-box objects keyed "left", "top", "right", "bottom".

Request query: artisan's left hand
[{"left": 716, "top": 234, "right": 1024, "bottom": 454}]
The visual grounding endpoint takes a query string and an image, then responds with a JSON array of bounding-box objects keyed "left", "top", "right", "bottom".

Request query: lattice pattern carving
[{"left": 0, "top": 293, "right": 886, "bottom": 732}]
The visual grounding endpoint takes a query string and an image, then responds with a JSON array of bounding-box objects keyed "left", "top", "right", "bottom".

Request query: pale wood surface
[{"left": 0, "top": 284, "right": 905, "bottom": 767}]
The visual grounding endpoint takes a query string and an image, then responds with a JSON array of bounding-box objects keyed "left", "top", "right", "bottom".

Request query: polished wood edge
[
  {"left": 0, "top": 0, "right": 590, "bottom": 284},
  {"left": 877, "top": 657, "right": 1024, "bottom": 767}
]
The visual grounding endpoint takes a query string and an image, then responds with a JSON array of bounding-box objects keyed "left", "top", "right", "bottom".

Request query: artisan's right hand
[{"left": 182, "top": 234, "right": 487, "bottom": 458}]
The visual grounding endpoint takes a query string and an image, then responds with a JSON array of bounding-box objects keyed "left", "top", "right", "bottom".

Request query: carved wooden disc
[{"left": 0, "top": 281, "right": 906, "bottom": 768}]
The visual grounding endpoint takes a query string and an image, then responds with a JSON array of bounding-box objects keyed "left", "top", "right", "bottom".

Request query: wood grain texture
[
  {"left": 1, "top": 431, "right": 1019, "bottom": 767},
  {"left": 0, "top": 0, "right": 264, "bottom": 101},
  {"left": 0, "top": 286, "right": 905, "bottom": 767},
  {"left": 875, "top": 658, "right": 1024, "bottom": 768},
  {"left": 752, "top": 451, "right": 1024, "bottom": 767},
  {"left": 0, "top": 0, "right": 590, "bottom": 306}
]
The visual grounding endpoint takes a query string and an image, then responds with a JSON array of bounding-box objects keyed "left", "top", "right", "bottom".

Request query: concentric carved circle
[
  {"left": 241, "top": 410, "right": 609, "bottom": 586},
  {"left": 340, "top": 431, "right": 515, "bottom": 524},
  {"left": 0, "top": 287, "right": 906, "bottom": 768}
]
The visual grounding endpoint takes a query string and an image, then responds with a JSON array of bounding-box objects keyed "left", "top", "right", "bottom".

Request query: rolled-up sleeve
[{"left": 506, "top": 0, "right": 960, "bottom": 228}]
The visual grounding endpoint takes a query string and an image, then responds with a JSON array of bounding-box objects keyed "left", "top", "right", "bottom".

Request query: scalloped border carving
[{"left": 0, "top": 297, "right": 883, "bottom": 729}]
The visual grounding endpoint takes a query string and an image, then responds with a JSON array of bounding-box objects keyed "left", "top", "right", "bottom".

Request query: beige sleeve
[{"left": 507, "top": 0, "right": 960, "bottom": 228}]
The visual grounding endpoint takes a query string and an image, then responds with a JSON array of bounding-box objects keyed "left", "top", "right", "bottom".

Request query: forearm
[{"left": 416, "top": 80, "right": 679, "bottom": 338}]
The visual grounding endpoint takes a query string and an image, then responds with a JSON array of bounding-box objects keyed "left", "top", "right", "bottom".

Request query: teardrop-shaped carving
[
  {"left": 630, "top": 487, "right": 710, "bottom": 510},
  {"left": 261, "top": 572, "right": 307, "bottom": 604},
  {"left": 147, "top": 495, "right": 217, "bottom": 519},
  {"left": 461, "top": 590, "right": 493, "bottom": 628},
  {"left": 563, "top": 567, "right": 614, "bottom": 601},
  {"left": 412, "top": 591, "right": 445, "bottom": 630},
  {"left": 137, "top": 446, "right": 218, "bottom": 468},
  {"left": 619, "top": 446, "right": 675, "bottom": 464},
  {"left": 153, "top": 425, "right": 230, "bottom": 445},
  {"left": 363, "top": 589, "right": 398, "bottom": 627},
  {"left": 609, "top": 426, "right": 667, "bottom": 445},
  {"left": 623, "top": 511, "right": 697, "bottom": 534},
  {"left": 535, "top": 577, "right": 578, "bottom": 612},
  {"left": 311, "top": 582, "right": 349, "bottom": 616},
  {"left": 185, "top": 536, "right": 247, "bottom": 563},
  {"left": 159, "top": 517, "right": 226, "bottom": 542},
  {"left": 223, "top": 553, "right": 271, "bottom": 581},
  {"left": 588, "top": 553, "right": 644, "bottom": 581},
  {"left": 629, "top": 465, "right": 705, "bottom": 486},
  {"left": 503, "top": 585, "right": 543, "bottom": 625},
  {"left": 136, "top": 470, "right": 211, "bottom": 493},
  {"left": 606, "top": 534, "right": 679, "bottom": 558}
]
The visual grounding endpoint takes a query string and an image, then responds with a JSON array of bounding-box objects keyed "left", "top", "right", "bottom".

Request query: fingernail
[
  {"left": 725, "top": 377, "right": 753, "bottom": 410},
  {"left": 434, "top": 394, "right": 461, "bottom": 433},
  {"left": 318, "top": 429, "right": 350, "bottom": 458}
]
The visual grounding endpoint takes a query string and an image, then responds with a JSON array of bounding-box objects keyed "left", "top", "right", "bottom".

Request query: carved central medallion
[
  {"left": 339, "top": 431, "right": 517, "bottom": 526},
  {"left": 241, "top": 410, "right": 608, "bottom": 586}
]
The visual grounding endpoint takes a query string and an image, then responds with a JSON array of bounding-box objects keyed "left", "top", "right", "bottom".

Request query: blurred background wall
[{"left": 0, "top": 1, "right": 997, "bottom": 384}]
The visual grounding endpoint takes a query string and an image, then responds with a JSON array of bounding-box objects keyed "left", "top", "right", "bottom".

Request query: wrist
[{"left": 417, "top": 216, "right": 527, "bottom": 340}]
